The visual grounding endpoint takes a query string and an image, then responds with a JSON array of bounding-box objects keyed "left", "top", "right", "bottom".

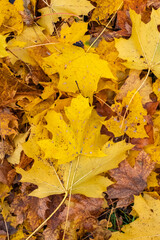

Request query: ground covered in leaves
[{"left": 1, "top": 0, "right": 160, "bottom": 239}]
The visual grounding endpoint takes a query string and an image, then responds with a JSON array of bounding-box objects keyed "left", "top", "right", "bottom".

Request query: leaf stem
[
  {"left": 25, "top": 191, "right": 68, "bottom": 240},
  {"left": 120, "top": 68, "right": 151, "bottom": 130},
  {"left": 86, "top": 1, "right": 123, "bottom": 53}
]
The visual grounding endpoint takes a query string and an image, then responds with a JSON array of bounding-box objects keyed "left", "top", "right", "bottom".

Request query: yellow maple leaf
[
  {"left": 153, "top": 79, "right": 160, "bottom": 101},
  {"left": 123, "top": 90, "right": 148, "bottom": 138},
  {"left": 38, "top": 0, "right": 94, "bottom": 34},
  {"left": 0, "top": 0, "right": 23, "bottom": 35},
  {"left": 16, "top": 140, "right": 132, "bottom": 198},
  {"left": 110, "top": 193, "right": 160, "bottom": 240},
  {"left": 7, "top": 25, "right": 46, "bottom": 65},
  {"left": 145, "top": 144, "right": 160, "bottom": 163},
  {"left": 116, "top": 9, "right": 160, "bottom": 78},
  {"left": 60, "top": 21, "right": 88, "bottom": 44},
  {"left": 42, "top": 43, "right": 115, "bottom": 99},
  {"left": 147, "top": 172, "right": 159, "bottom": 188},
  {"left": 96, "top": 39, "right": 126, "bottom": 78},
  {"left": 0, "top": 35, "right": 8, "bottom": 58},
  {"left": 105, "top": 90, "right": 148, "bottom": 138},
  {"left": 8, "top": 132, "right": 29, "bottom": 164},
  {"left": 13, "top": 0, "right": 24, "bottom": 12},
  {"left": 91, "top": 0, "right": 122, "bottom": 21},
  {"left": 37, "top": 95, "right": 107, "bottom": 163}
]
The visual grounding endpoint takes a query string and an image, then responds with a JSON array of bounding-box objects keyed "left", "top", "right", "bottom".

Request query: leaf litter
[{"left": 1, "top": 0, "right": 160, "bottom": 240}]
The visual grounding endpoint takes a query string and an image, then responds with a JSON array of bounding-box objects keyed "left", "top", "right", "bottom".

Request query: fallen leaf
[
  {"left": 0, "top": 108, "right": 18, "bottom": 138},
  {"left": 116, "top": 10, "right": 132, "bottom": 37},
  {"left": 123, "top": 0, "right": 147, "bottom": 13},
  {"left": 0, "top": 140, "right": 13, "bottom": 160},
  {"left": 147, "top": 171, "right": 159, "bottom": 188},
  {"left": 42, "top": 44, "right": 115, "bottom": 99},
  {"left": 8, "top": 132, "right": 29, "bottom": 164},
  {"left": 0, "top": 35, "right": 9, "bottom": 58},
  {"left": 0, "top": 62, "right": 18, "bottom": 108},
  {"left": 91, "top": 0, "right": 122, "bottom": 21},
  {"left": 60, "top": 21, "right": 88, "bottom": 44},
  {"left": 107, "top": 150, "right": 155, "bottom": 207},
  {"left": 110, "top": 193, "right": 160, "bottom": 240},
  {"left": 0, "top": 160, "right": 12, "bottom": 185},
  {"left": 96, "top": 39, "right": 126, "bottom": 78},
  {"left": 16, "top": 140, "right": 132, "bottom": 198},
  {"left": 0, "top": 0, "right": 23, "bottom": 35},
  {"left": 33, "top": 95, "right": 107, "bottom": 164},
  {"left": 116, "top": 8, "right": 160, "bottom": 78},
  {"left": 116, "top": 70, "right": 152, "bottom": 104},
  {"left": 10, "top": 193, "right": 49, "bottom": 230},
  {"left": 38, "top": 0, "right": 94, "bottom": 34},
  {"left": 44, "top": 194, "right": 105, "bottom": 240},
  {"left": 105, "top": 90, "right": 148, "bottom": 138}
]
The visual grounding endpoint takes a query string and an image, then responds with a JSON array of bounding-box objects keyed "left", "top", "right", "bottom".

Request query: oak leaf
[
  {"left": 116, "top": 9, "right": 160, "bottom": 78},
  {"left": 110, "top": 193, "right": 160, "bottom": 240},
  {"left": 107, "top": 150, "right": 155, "bottom": 207}
]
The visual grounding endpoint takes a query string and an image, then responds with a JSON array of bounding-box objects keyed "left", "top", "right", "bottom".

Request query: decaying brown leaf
[
  {"left": 11, "top": 192, "right": 49, "bottom": 230},
  {"left": 0, "top": 108, "right": 18, "bottom": 139},
  {"left": 124, "top": 0, "right": 147, "bottom": 13},
  {"left": 0, "top": 160, "right": 13, "bottom": 185},
  {"left": 44, "top": 194, "right": 105, "bottom": 240},
  {"left": 107, "top": 150, "right": 155, "bottom": 207}
]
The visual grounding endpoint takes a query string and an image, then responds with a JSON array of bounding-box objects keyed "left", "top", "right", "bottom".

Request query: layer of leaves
[{"left": 1, "top": 0, "right": 160, "bottom": 239}]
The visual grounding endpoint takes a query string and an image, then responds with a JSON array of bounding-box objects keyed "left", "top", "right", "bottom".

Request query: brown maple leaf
[
  {"left": 0, "top": 108, "right": 18, "bottom": 139},
  {"left": 106, "top": 150, "right": 155, "bottom": 207},
  {"left": 0, "top": 160, "right": 12, "bottom": 185},
  {"left": 11, "top": 191, "right": 49, "bottom": 230},
  {"left": 44, "top": 194, "right": 105, "bottom": 240}
]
